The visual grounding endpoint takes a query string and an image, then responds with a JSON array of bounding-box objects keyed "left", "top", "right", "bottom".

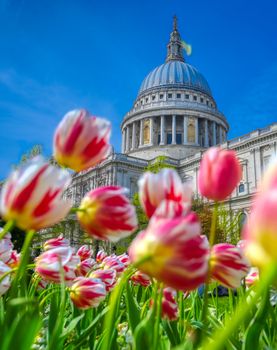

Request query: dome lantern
[{"left": 166, "top": 16, "right": 185, "bottom": 63}]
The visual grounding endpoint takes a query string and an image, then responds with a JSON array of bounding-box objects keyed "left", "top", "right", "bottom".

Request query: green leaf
[
  {"left": 61, "top": 314, "right": 84, "bottom": 338},
  {"left": 125, "top": 282, "right": 141, "bottom": 333}
]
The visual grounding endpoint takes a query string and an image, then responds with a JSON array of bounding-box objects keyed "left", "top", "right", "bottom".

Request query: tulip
[
  {"left": 0, "top": 232, "right": 13, "bottom": 263},
  {"left": 161, "top": 288, "right": 178, "bottom": 321},
  {"left": 70, "top": 277, "right": 106, "bottom": 309},
  {"left": 96, "top": 250, "right": 107, "bottom": 263},
  {"left": 76, "top": 258, "right": 96, "bottom": 276},
  {"left": 7, "top": 250, "right": 20, "bottom": 268},
  {"left": 198, "top": 147, "right": 242, "bottom": 201},
  {"left": 138, "top": 169, "right": 192, "bottom": 218},
  {"left": 35, "top": 247, "right": 80, "bottom": 283},
  {"left": 101, "top": 256, "right": 125, "bottom": 275},
  {"left": 245, "top": 267, "right": 259, "bottom": 287},
  {"left": 0, "top": 157, "right": 71, "bottom": 231},
  {"left": 43, "top": 236, "right": 70, "bottom": 251},
  {"left": 53, "top": 109, "right": 111, "bottom": 172},
  {"left": 117, "top": 253, "right": 130, "bottom": 267},
  {"left": 131, "top": 270, "right": 151, "bottom": 287},
  {"left": 77, "top": 186, "right": 137, "bottom": 242},
  {"left": 77, "top": 245, "right": 93, "bottom": 261},
  {"left": 90, "top": 268, "right": 117, "bottom": 292},
  {"left": 0, "top": 261, "right": 12, "bottom": 296},
  {"left": 153, "top": 199, "right": 189, "bottom": 219},
  {"left": 210, "top": 243, "right": 250, "bottom": 288},
  {"left": 129, "top": 212, "right": 209, "bottom": 291}
]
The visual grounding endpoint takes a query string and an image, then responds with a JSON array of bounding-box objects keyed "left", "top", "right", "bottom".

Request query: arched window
[{"left": 238, "top": 183, "right": 245, "bottom": 193}]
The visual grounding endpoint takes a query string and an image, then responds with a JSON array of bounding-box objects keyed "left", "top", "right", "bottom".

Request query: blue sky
[{"left": 0, "top": 0, "right": 276, "bottom": 179}]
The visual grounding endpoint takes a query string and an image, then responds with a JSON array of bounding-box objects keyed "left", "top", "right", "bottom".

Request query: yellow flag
[{"left": 181, "top": 40, "right": 192, "bottom": 56}]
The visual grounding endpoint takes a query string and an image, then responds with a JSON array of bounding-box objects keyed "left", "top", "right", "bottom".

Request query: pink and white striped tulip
[
  {"left": 7, "top": 250, "right": 20, "bottom": 268},
  {"left": 153, "top": 199, "right": 190, "bottom": 219},
  {"left": 90, "top": 268, "right": 117, "bottom": 292},
  {"left": 77, "top": 186, "right": 137, "bottom": 242},
  {"left": 96, "top": 250, "right": 107, "bottom": 263},
  {"left": 0, "top": 232, "right": 13, "bottom": 263},
  {"left": 245, "top": 267, "right": 259, "bottom": 287},
  {"left": 70, "top": 277, "right": 106, "bottom": 309},
  {"left": 43, "top": 236, "right": 70, "bottom": 251},
  {"left": 0, "top": 157, "right": 71, "bottom": 231},
  {"left": 101, "top": 256, "right": 125, "bottom": 275},
  {"left": 139, "top": 169, "right": 192, "bottom": 218},
  {"left": 76, "top": 258, "right": 96, "bottom": 277},
  {"left": 77, "top": 245, "right": 93, "bottom": 261},
  {"left": 131, "top": 270, "right": 151, "bottom": 287},
  {"left": 210, "top": 243, "right": 250, "bottom": 288},
  {"left": 35, "top": 247, "right": 80, "bottom": 283},
  {"left": 0, "top": 261, "right": 11, "bottom": 296},
  {"left": 198, "top": 147, "right": 242, "bottom": 201},
  {"left": 53, "top": 109, "right": 111, "bottom": 172},
  {"left": 117, "top": 253, "right": 130, "bottom": 267},
  {"left": 129, "top": 212, "right": 209, "bottom": 291},
  {"left": 161, "top": 288, "right": 178, "bottom": 321}
]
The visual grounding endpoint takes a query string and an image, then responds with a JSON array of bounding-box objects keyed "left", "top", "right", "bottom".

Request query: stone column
[
  {"left": 126, "top": 125, "right": 130, "bottom": 151},
  {"left": 219, "top": 125, "right": 222, "bottom": 144},
  {"left": 195, "top": 118, "right": 199, "bottom": 145},
  {"left": 150, "top": 117, "right": 153, "bottom": 145},
  {"left": 204, "top": 119, "right": 209, "bottom": 147},
  {"left": 183, "top": 116, "right": 188, "bottom": 144},
  {"left": 160, "top": 115, "right": 165, "bottom": 145},
  {"left": 131, "top": 122, "right": 136, "bottom": 150},
  {"left": 213, "top": 121, "right": 217, "bottom": 145},
  {"left": 121, "top": 128, "right": 125, "bottom": 153},
  {"left": 139, "top": 119, "right": 143, "bottom": 146},
  {"left": 172, "top": 115, "right": 176, "bottom": 144}
]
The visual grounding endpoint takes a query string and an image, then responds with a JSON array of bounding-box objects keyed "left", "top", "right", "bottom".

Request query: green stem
[
  {"left": 203, "top": 262, "right": 277, "bottom": 350},
  {"left": 0, "top": 220, "right": 15, "bottom": 240},
  {"left": 178, "top": 291, "right": 185, "bottom": 338},
  {"left": 70, "top": 207, "right": 86, "bottom": 214},
  {"left": 153, "top": 283, "right": 163, "bottom": 350}
]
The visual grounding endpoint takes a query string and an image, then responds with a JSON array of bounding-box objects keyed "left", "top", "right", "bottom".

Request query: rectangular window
[
  {"left": 158, "top": 134, "right": 161, "bottom": 144},
  {"left": 167, "top": 133, "right": 172, "bottom": 144},
  {"left": 168, "top": 93, "right": 172, "bottom": 99},
  {"left": 159, "top": 94, "right": 164, "bottom": 99},
  {"left": 152, "top": 95, "right": 156, "bottom": 100},
  {"left": 145, "top": 97, "right": 148, "bottom": 103},
  {"left": 177, "top": 93, "right": 181, "bottom": 99},
  {"left": 200, "top": 97, "right": 204, "bottom": 103},
  {"left": 193, "top": 95, "right": 197, "bottom": 101},
  {"left": 185, "top": 94, "right": 190, "bottom": 99},
  {"left": 176, "top": 133, "right": 182, "bottom": 144}
]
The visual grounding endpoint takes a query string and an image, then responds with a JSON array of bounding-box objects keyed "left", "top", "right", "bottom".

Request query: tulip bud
[
  {"left": 101, "top": 256, "right": 125, "bottom": 275},
  {"left": 96, "top": 250, "right": 107, "bottom": 263},
  {"left": 198, "top": 147, "right": 242, "bottom": 201},
  {"left": 161, "top": 288, "right": 178, "bottom": 321},
  {"left": 0, "top": 157, "right": 71, "bottom": 231},
  {"left": 76, "top": 258, "right": 96, "bottom": 276},
  {"left": 0, "top": 232, "right": 13, "bottom": 263},
  {"left": 77, "top": 186, "right": 137, "bottom": 242},
  {"left": 129, "top": 212, "right": 209, "bottom": 291},
  {"left": 43, "top": 236, "right": 70, "bottom": 251},
  {"left": 210, "top": 243, "right": 250, "bottom": 288},
  {"left": 77, "top": 245, "right": 93, "bottom": 261},
  {"left": 53, "top": 109, "right": 111, "bottom": 172},
  {"left": 0, "top": 261, "right": 11, "bottom": 296},
  {"left": 70, "top": 277, "right": 106, "bottom": 309},
  {"left": 90, "top": 268, "right": 117, "bottom": 292},
  {"left": 131, "top": 270, "right": 151, "bottom": 287},
  {"left": 139, "top": 169, "right": 192, "bottom": 218}
]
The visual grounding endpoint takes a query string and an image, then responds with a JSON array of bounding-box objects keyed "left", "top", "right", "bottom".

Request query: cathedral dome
[{"left": 138, "top": 61, "right": 212, "bottom": 97}]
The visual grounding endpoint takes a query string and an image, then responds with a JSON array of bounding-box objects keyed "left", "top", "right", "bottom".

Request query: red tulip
[
  {"left": 129, "top": 212, "right": 209, "bottom": 291},
  {"left": 0, "top": 157, "right": 71, "bottom": 231},
  {"left": 70, "top": 277, "right": 106, "bottom": 309},
  {"left": 77, "top": 186, "right": 137, "bottom": 242},
  {"left": 53, "top": 109, "right": 111, "bottom": 172},
  {"left": 161, "top": 288, "right": 178, "bottom": 321},
  {"left": 210, "top": 243, "right": 250, "bottom": 288},
  {"left": 139, "top": 169, "right": 192, "bottom": 218},
  {"left": 198, "top": 147, "right": 242, "bottom": 201},
  {"left": 131, "top": 270, "right": 151, "bottom": 287}
]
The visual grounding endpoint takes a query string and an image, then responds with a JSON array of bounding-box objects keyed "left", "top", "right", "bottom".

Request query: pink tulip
[
  {"left": 245, "top": 267, "right": 259, "bottom": 287},
  {"left": 70, "top": 277, "right": 106, "bottom": 309},
  {"left": 90, "top": 268, "right": 117, "bottom": 292},
  {"left": 43, "top": 236, "right": 70, "bottom": 251},
  {"left": 210, "top": 243, "right": 250, "bottom": 288},
  {"left": 96, "top": 250, "right": 107, "bottom": 263},
  {"left": 0, "top": 157, "right": 71, "bottom": 231},
  {"left": 76, "top": 258, "right": 96, "bottom": 276},
  {"left": 0, "top": 232, "right": 13, "bottom": 263},
  {"left": 53, "top": 109, "right": 111, "bottom": 172},
  {"left": 139, "top": 169, "right": 192, "bottom": 218},
  {"left": 77, "top": 186, "right": 137, "bottom": 242},
  {"left": 131, "top": 270, "right": 151, "bottom": 287},
  {"left": 35, "top": 247, "right": 80, "bottom": 283},
  {"left": 198, "top": 147, "right": 242, "bottom": 201},
  {"left": 129, "top": 212, "right": 209, "bottom": 291},
  {"left": 161, "top": 288, "right": 178, "bottom": 321},
  {"left": 77, "top": 245, "right": 93, "bottom": 261},
  {"left": 0, "top": 261, "right": 11, "bottom": 296}
]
